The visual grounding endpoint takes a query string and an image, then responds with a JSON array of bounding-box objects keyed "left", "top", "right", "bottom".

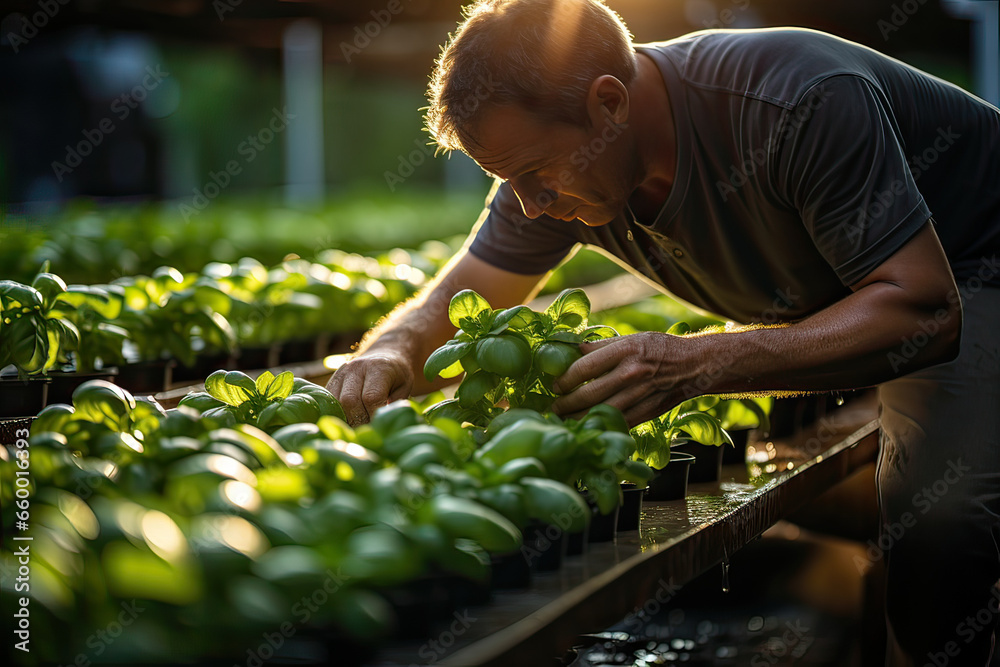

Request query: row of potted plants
[
  {"left": 0, "top": 247, "right": 447, "bottom": 418},
  {"left": 2, "top": 289, "right": 770, "bottom": 665},
  {"left": 6, "top": 373, "right": 653, "bottom": 664}
]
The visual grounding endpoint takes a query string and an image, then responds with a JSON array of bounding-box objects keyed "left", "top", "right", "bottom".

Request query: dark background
[{"left": 0, "top": 0, "right": 978, "bottom": 207}]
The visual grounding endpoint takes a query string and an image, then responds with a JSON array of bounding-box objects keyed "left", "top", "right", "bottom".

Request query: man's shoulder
[{"left": 639, "top": 28, "right": 879, "bottom": 108}]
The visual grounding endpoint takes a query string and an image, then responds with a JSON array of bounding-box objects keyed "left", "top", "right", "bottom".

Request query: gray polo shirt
[{"left": 467, "top": 28, "right": 1000, "bottom": 323}]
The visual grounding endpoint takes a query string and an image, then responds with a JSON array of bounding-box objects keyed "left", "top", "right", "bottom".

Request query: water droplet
[
  {"left": 721, "top": 543, "right": 731, "bottom": 593},
  {"left": 834, "top": 391, "right": 845, "bottom": 406}
]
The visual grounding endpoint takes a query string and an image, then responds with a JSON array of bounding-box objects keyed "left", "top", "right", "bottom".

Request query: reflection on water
[{"left": 637, "top": 460, "right": 794, "bottom": 551}]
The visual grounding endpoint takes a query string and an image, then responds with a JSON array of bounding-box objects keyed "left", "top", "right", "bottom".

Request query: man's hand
[
  {"left": 324, "top": 249, "right": 547, "bottom": 425},
  {"left": 326, "top": 349, "right": 414, "bottom": 426},
  {"left": 550, "top": 332, "right": 700, "bottom": 427}
]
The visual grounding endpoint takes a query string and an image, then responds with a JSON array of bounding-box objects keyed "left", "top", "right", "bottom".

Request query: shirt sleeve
[
  {"left": 467, "top": 180, "right": 580, "bottom": 275},
  {"left": 778, "top": 74, "right": 932, "bottom": 286}
]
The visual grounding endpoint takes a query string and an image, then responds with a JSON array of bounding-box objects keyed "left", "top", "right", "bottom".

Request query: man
[{"left": 328, "top": 0, "right": 1000, "bottom": 663}]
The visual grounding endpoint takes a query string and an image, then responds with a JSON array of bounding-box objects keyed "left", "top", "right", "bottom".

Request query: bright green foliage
[
  {"left": 184, "top": 370, "right": 347, "bottom": 432},
  {"left": 0, "top": 264, "right": 82, "bottom": 376},
  {"left": 631, "top": 401, "right": 734, "bottom": 470},
  {"left": 423, "top": 288, "right": 619, "bottom": 426}
]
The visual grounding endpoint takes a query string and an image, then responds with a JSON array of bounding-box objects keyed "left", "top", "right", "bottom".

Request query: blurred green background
[{"left": 0, "top": 0, "right": 982, "bottom": 284}]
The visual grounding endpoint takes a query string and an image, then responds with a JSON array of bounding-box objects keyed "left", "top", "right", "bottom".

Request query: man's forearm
[
  {"left": 690, "top": 281, "right": 962, "bottom": 397},
  {"left": 351, "top": 289, "right": 458, "bottom": 395}
]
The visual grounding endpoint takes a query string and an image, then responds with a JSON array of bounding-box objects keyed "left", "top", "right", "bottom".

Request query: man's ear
[{"left": 585, "top": 74, "right": 629, "bottom": 128}]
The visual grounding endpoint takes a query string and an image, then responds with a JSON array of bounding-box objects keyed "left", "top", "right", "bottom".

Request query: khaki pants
[{"left": 878, "top": 287, "right": 1000, "bottom": 666}]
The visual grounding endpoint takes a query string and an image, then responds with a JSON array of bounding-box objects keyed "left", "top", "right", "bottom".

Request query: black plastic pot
[
  {"left": 0, "top": 376, "right": 50, "bottom": 419},
  {"left": 317, "top": 630, "right": 372, "bottom": 667},
  {"left": 278, "top": 336, "right": 329, "bottom": 365},
  {"left": 521, "top": 521, "right": 566, "bottom": 572},
  {"left": 587, "top": 498, "right": 619, "bottom": 543},
  {"left": 644, "top": 451, "right": 696, "bottom": 501},
  {"left": 443, "top": 573, "right": 492, "bottom": 610},
  {"left": 115, "top": 360, "right": 174, "bottom": 395},
  {"left": 566, "top": 522, "right": 589, "bottom": 556},
  {"left": 616, "top": 484, "right": 645, "bottom": 532},
  {"left": 171, "top": 351, "right": 235, "bottom": 384},
  {"left": 672, "top": 443, "right": 724, "bottom": 483},
  {"left": 489, "top": 550, "right": 531, "bottom": 590},
  {"left": 45, "top": 369, "right": 118, "bottom": 406},
  {"left": 379, "top": 576, "right": 453, "bottom": 640},
  {"left": 723, "top": 428, "right": 750, "bottom": 465},
  {"left": 236, "top": 344, "right": 281, "bottom": 371}
]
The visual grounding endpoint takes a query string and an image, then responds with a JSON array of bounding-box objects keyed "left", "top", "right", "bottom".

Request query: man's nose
[{"left": 510, "top": 178, "right": 555, "bottom": 220}]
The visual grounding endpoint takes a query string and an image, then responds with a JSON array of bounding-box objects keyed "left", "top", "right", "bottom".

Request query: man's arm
[
  {"left": 327, "top": 248, "right": 546, "bottom": 425},
  {"left": 551, "top": 221, "right": 962, "bottom": 426}
]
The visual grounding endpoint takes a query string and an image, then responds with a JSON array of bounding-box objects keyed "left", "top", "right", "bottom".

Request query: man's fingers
[
  {"left": 337, "top": 369, "right": 371, "bottom": 426},
  {"left": 552, "top": 341, "right": 627, "bottom": 394},
  {"left": 551, "top": 372, "right": 623, "bottom": 415},
  {"left": 387, "top": 384, "right": 411, "bottom": 403},
  {"left": 359, "top": 372, "right": 394, "bottom": 423},
  {"left": 325, "top": 368, "right": 345, "bottom": 397}
]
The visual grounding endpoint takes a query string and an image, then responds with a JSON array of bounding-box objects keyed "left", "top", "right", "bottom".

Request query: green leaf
[
  {"left": 670, "top": 412, "right": 733, "bottom": 446},
  {"left": 31, "top": 272, "right": 67, "bottom": 310},
  {"left": 255, "top": 370, "right": 276, "bottom": 394},
  {"left": 423, "top": 340, "right": 471, "bottom": 382},
  {"left": 264, "top": 371, "right": 294, "bottom": 401},
  {"left": 226, "top": 370, "right": 258, "bottom": 394},
  {"left": 489, "top": 306, "right": 535, "bottom": 334},
  {"left": 667, "top": 321, "right": 692, "bottom": 335},
  {"left": 193, "top": 283, "right": 233, "bottom": 316},
  {"left": 739, "top": 398, "right": 771, "bottom": 434},
  {"left": 55, "top": 285, "right": 123, "bottom": 320},
  {"left": 205, "top": 370, "right": 254, "bottom": 407},
  {"left": 102, "top": 541, "right": 201, "bottom": 605},
  {"left": 581, "top": 325, "right": 619, "bottom": 342},
  {"left": 0, "top": 280, "right": 43, "bottom": 312},
  {"left": 448, "top": 290, "right": 492, "bottom": 329},
  {"left": 546, "top": 330, "right": 583, "bottom": 344},
  {"left": 545, "top": 289, "right": 591, "bottom": 329}
]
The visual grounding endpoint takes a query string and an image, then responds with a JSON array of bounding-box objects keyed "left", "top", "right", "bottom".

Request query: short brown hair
[{"left": 425, "top": 0, "right": 637, "bottom": 153}]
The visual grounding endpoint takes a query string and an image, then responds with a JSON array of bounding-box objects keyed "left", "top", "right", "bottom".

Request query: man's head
[
  {"left": 426, "top": 0, "right": 637, "bottom": 150},
  {"left": 425, "top": 0, "right": 641, "bottom": 226}
]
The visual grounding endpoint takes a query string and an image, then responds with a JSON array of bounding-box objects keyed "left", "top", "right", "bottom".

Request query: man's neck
[{"left": 626, "top": 51, "right": 677, "bottom": 224}]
